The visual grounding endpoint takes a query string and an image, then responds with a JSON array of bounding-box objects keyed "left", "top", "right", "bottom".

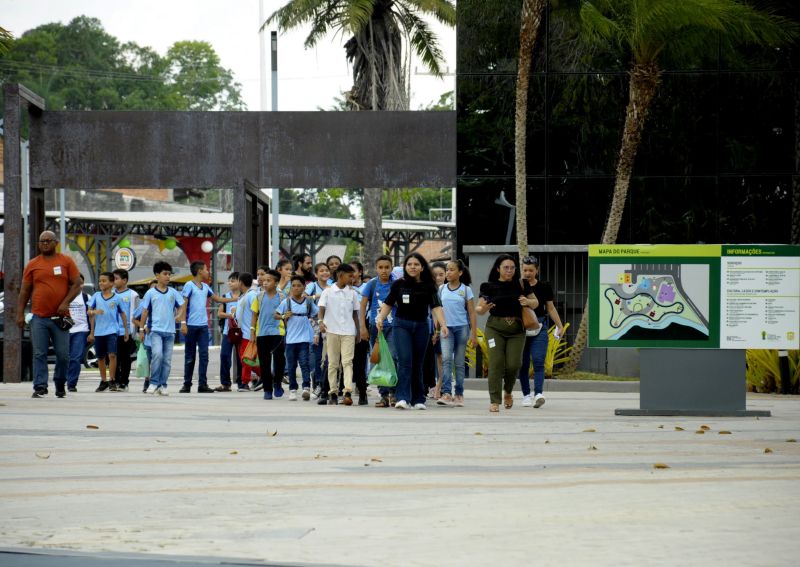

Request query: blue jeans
[
  {"left": 370, "top": 324, "right": 396, "bottom": 396},
  {"left": 311, "top": 339, "right": 327, "bottom": 389},
  {"left": 150, "top": 330, "right": 175, "bottom": 388},
  {"left": 219, "top": 334, "right": 241, "bottom": 386},
  {"left": 519, "top": 318, "right": 549, "bottom": 396},
  {"left": 392, "top": 317, "right": 430, "bottom": 405},
  {"left": 285, "top": 342, "right": 311, "bottom": 390},
  {"left": 68, "top": 331, "right": 88, "bottom": 388},
  {"left": 183, "top": 325, "right": 210, "bottom": 386},
  {"left": 441, "top": 325, "right": 468, "bottom": 397},
  {"left": 31, "top": 315, "right": 69, "bottom": 391}
]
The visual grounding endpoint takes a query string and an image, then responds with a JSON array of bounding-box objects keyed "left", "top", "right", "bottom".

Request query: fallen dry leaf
[
  {"left": 658, "top": 425, "right": 664, "bottom": 429},
  {"left": 267, "top": 430, "right": 278, "bottom": 437},
  {"left": 363, "top": 463, "right": 369, "bottom": 467},
  {"left": 700, "top": 425, "right": 711, "bottom": 431},
  {"left": 313, "top": 454, "right": 327, "bottom": 459},
  {"left": 675, "top": 426, "right": 685, "bottom": 431},
  {"left": 764, "top": 448, "right": 773, "bottom": 454},
  {"left": 653, "top": 463, "right": 670, "bottom": 469},
  {"left": 583, "top": 428, "right": 596, "bottom": 433},
  {"left": 35, "top": 452, "right": 50, "bottom": 459},
  {"left": 544, "top": 440, "right": 550, "bottom": 444},
  {"left": 786, "top": 439, "right": 797, "bottom": 443},
  {"left": 155, "top": 439, "right": 166, "bottom": 443},
  {"left": 695, "top": 430, "right": 705, "bottom": 435},
  {"left": 718, "top": 430, "right": 732, "bottom": 435},
  {"left": 86, "top": 425, "right": 99, "bottom": 430},
  {"left": 588, "top": 445, "right": 597, "bottom": 451},
  {"left": 370, "top": 458, "right": 383, "bottom": 463},
  {"left": 474, "top": 432, "right": 483, "bottom": 436},
  {"left": 229, "top": 451, "right": 238, "bottom": 455}
]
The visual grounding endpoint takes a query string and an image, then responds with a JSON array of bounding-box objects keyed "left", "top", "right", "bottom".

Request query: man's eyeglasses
[
  {"left": 38, "top": 239, "right": 56, "bottom": 244},
  {"left": 522, "top": 256, "right": 539, "bottom": 265}
]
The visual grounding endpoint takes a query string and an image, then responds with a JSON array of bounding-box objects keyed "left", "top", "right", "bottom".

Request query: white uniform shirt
[{"left": 318, "top": 284, "right": 360, "bottom": 336}]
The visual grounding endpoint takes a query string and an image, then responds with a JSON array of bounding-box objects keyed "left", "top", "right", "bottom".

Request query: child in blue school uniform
[
  {"left": 139, "top": 261, "right": 184, "bottom": 396},
  {"left": 88, "top": 271, "right": 129, "bottom": 392},
  {"left": 277, "top": 275, "right": 319, "bottom": 401}
]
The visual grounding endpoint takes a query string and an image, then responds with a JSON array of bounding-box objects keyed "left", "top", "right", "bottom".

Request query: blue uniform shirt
[
  {"left": 181, "top": 280, "right": 213, "bottom": 327},
  {"left": 277, "top": 296, "right": 319, "bottom": 344},
  {"left": 439, "top": 283, "right": 474, "bottom": 328},
  {"left": 253, "top": 290, "right": 284, "bottom": 337},
  {"left": 114, "top": 288, "right": 139, "bottom": 336},
  {"left": 141, "top": 287, "right": 184, "bottom": 334},
  {"left": 361, "top": 277, "right": 395, "bottom": 326},
  {"left": 89, "top": 292, "right": 123, "bottom": 337}
]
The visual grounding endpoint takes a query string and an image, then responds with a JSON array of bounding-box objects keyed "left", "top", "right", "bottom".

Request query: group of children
[{"left": 76, "top": 252, "right": 534, "bottom": 411}]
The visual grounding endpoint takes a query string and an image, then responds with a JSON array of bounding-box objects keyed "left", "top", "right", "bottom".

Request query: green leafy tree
[
  {"left": 0, "top": 16, "right": 244, "bottom": 111},
  {"left": 265, "top": 0, "right": 456, "bottom": 266},
  {"left": 564, "top": 0, "right": 798, "bottom": 373}
]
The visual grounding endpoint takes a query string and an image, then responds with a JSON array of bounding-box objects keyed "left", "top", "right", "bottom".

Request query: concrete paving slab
[{"left": 1, "top": 378, "right": 798, "bottom": 567}]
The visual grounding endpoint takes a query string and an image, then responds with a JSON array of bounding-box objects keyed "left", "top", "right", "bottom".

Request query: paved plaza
[{"left": 1, "top": 373, "right": 799, "bottom": 566}]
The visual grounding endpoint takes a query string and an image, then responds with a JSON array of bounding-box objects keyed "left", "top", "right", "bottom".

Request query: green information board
[{"left": 588, "top": 244, "right": 800, "bottom": 349}]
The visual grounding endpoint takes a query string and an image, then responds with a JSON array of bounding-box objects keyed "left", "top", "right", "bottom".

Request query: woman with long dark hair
[
  {"left": 476, "top": 254, "right": 538, "bottom": 413},
  {"left": 376, "top": 252, "right": 447, "bottom": 410}
]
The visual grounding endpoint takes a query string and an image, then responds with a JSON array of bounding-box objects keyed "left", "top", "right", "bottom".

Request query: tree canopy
[{"left": 0, "top": 16, "right": 244, "bottom": 110}]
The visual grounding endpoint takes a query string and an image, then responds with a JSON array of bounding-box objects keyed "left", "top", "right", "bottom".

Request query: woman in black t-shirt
[
  {"left": 376, "top": 252, "right": 448, "bottom": 410},
  {"left": 476, "top": 254, "right": 538, "bottom": 412}
]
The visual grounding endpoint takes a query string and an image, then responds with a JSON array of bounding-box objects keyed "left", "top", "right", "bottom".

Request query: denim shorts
[{"left": 94, "top": 334, "right": 118, "bottom": 358}]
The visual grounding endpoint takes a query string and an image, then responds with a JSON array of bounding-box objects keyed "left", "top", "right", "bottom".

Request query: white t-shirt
[
  {"left": 318, "top": 284, "right": 360, "bottom": 336},
  {"left": 68, "top": 292, "right": 90, "bottom": 334}
]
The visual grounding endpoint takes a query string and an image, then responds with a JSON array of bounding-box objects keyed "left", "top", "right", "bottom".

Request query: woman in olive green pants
[{"left": 477, "top": 254, "right": 538, "bottom": 412}]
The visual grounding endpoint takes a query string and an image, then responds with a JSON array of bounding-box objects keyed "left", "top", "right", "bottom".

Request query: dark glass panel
[{"left": 718, "top": 176, "right": 792, "bottom": 243}]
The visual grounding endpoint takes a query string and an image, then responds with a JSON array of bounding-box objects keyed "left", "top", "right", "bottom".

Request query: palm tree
[
  {"left": 0, "top": 26, "right": 13, "bottom": 55},
  {"left": 264, "top": 0, "right": 456, "bottom": 267},
  {"left": 514, "top": 0, "right": 548, "bottom": 259},
  {"left": 563, "top": 0, "right": 798, "bottom": 373}
]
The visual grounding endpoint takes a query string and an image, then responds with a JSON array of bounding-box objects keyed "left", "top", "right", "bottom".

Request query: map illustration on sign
[{"left": 598, "top": 263, "right": 710, "bottom": 341}]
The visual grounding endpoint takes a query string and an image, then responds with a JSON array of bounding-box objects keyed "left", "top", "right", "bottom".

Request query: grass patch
[{"left": 554, "top": 371, "right": 639, "bottom": 382}]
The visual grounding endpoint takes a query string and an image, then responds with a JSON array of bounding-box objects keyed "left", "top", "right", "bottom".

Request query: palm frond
[
  {"left": 400, "top": 0, "right": 457, "bottom": 27},
  {"left": 396, "top": 7, "right": 446, "bottom": 76},
  {"left": 263, "top": 0, "right": 328, "bottom": 32},
  {"left": 579, "top": 0, "right": 625, "bottom": 50},
  {"left": 340, "top": 0, "right": 376, "bottom": 35}
]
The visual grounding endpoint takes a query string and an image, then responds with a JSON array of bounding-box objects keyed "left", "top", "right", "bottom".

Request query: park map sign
[{"left": 588, "top": 245, "right": 799, "bottom": 349}]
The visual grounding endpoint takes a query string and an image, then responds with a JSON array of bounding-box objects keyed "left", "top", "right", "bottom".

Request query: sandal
[
  {"left": 489, "top": 403, "right": 500, "bottom": 413},
  {"left": 374, "top": 397, "right": 390, "bottom": 408},
  {"left": 504, "top": 391, "right": 514, "bottom": 409}
]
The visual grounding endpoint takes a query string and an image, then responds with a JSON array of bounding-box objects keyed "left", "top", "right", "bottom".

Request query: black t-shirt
[
  {"left": 529, "top": 280, "right": 554, "bottom": 317},
  {"left": 384, "top": 278, "right": 441, "bottom": 321},
  {"left": 479, "top": 280, "right": 531, "bottom": 318}
]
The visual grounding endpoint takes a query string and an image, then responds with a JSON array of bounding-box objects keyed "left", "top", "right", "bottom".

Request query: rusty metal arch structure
[{"left": 2, "top": 83, "right": 456, "bottom": 382}]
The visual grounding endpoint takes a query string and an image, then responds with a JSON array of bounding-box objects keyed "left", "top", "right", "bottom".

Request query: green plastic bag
[
  {"left": 135, "top": 340, "right": 150, "bottom": 379},
  {"left": 368, "top": 331, "right": 398, "bottom": 387}
]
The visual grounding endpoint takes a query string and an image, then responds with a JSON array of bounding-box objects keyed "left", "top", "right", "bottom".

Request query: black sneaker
[
  {"left": 197, "top": 384, "right": 215, "bottom": 393},
  {"left": 179, "top": 385, "right": 192, "bottom": 393},
  {"left": 214, "top": 385, "right": 231, "bottom": 392},
  {"left": 358, "top": 394, "right": 368, "bottom": 406},
  {"left": 317, "top": 395, "right": 329, "bottom": 405},
  {"left": 56, "top": 388, "right": 66, "bottom": 398},
  {"left": 238, "top": 384, "right": 250, "bottom": 392},
  {"left": 95, "top": 382, "right": 110, "bottom": 392},
  {"left": 67, "top": 386, "right": 78, "bottom": 393},
  {"left": 32, "top": 388, "right": 47, "bottom": 398},
  {"left": 108, "top": 382, "right": 119, "bottom": 392},
  {"left": 253, "top": 379, "right": 264, "bottom": 392},
  {"left": 328, "top": 393, "right": 338, "bottom": 405},
  {"left": 142, "top": 380, "right": 150, "bottom": 393},
  {"left": 116, "top": 384, "right": 129, "bottom": 392}
]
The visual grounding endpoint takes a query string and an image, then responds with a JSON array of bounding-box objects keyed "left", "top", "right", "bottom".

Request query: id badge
[
  {"left": 402, "top": 294, "right": 410, "bottom": 304},
  {"left": 54, "top": 266, "right": 62, "bottom": 276},
  {"left": 488, "top": 338, "right": 496, "bottom": 348}
]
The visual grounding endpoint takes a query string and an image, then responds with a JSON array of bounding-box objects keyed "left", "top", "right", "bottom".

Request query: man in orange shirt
[{"left": 17, "top": 231, "right": 82, "bottom": 398}]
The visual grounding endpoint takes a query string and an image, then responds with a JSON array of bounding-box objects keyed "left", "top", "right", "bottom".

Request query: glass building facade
[{"left": 456, "top": 0, "right": 799, "bottom": 251}]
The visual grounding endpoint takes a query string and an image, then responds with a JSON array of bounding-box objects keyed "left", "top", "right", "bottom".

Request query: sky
[{"left": 1, "top": 0, "right": 456, "bottom": 111}]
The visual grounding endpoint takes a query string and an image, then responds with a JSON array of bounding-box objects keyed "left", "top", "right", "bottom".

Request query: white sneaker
[
  {"left": 534, "top": 393, "right": 545, "bottom": 408},
  {"left": 289, "top": 390, "right": 298, "bottom": 401},
  {"left": 522, "top": 395, "right": 533, "bottom": 407},
  {"left": 394, "top": 400, "right": 410, "bottom": 410},
  {"left": 158, "top": 386, "right": 169, "bottom": 396},
  {"left": 413, "top": 403, "right": 427, "bottom": 410},
  {"left": 146, "top": 384, "right": 158, "bottom": 395}
]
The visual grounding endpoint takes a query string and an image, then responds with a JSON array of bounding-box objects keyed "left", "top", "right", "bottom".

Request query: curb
[{"left": 463, "top": 378, "right": 640, "bottom": 393}]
